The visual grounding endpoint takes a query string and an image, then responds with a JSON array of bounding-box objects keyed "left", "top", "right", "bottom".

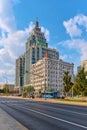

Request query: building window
[
  {"left": 42, "top": 48, "right": 46, "bottom": 57},
  {"left": 32, "top": 48, "right": 35, "bottom": 58},
  {"left": 32, "top": 57, "right": 35, "bottom": 64},
  {"left": 37, "top": 47, "right": 39, "bottom": 60}
]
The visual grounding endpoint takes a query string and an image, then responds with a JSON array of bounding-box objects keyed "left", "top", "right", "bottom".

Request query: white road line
[
  {"left": 41, "top": 104, "right": 87, "bottom": 116},
  {"left": 0, "top": 101, "right": 18, "bottom": 103},
  {"left": 23, "top": 102, "right": 87, "bottom": 116},
  {"left": 16, "top": 105, "right": 87, "bottom": 129},
  {"left": 58, "top": 107, "right": 87, "bottom": 116},
  {"left": 1, "top": 100, "right": 87, "bottom": 116}
]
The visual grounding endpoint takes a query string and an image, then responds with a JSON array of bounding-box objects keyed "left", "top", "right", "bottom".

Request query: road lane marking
[
  {"left": 15, "top": 105, "right": 87, "bottom": 129},
  {"left": 1, "top": 100, "right": 87, "bottom": 116},
  {"left": 22, "top": 102, "right": 87, "bottom": 116},
  {"left": 40, "top": 104, "right": 87, "bottom": 116},
  {"left": 0, "top": 101, "right": 19, "bottom": 103},
  {"left": 56, "top": 107, "right": 87, "bottom": 116}
]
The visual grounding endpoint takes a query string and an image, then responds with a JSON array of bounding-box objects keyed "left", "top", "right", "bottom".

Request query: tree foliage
[
  {"left": 74, "top": 67, "right": 87, "bottom": 96},
  {"left": 63, "top": 71, "right": 73, "bottom": 96},
  {"left": 23, "top": 86, "right": 35, "bottom": 93},
  {"left": 3, "top": 87, "right": 9, "bottom": 93}
]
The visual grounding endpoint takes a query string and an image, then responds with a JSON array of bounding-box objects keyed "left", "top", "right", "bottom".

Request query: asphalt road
[{"left": 0, "top": 97, "right": 87, "bottom": 130}]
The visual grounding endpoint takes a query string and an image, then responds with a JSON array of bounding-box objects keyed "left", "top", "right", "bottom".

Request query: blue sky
[{"left": 0, "top": 0, "right": 87, "bottom": 83}]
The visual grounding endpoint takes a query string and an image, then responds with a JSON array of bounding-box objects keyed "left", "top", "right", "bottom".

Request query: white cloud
[
  {"left": 0, "top": 0, "right": 50, "bottom": 83},
  {"left": 59, "top": 39, "right": 87, "bottom": 62},
  {"left": 63, "top": 14, "right": 87, "bottom": 38},
  {"left": 0, "top": 22, "right": 34, "bottom": 60},
  {"left": 60, "top": 54, "right": 68, "bottom": 61},
  {"left": 61, "top": 13, "right": 87, "bottom": 71},
  {"left": 0, "top": 0, "right": 34, "bottom": 83},
  {"left": 0, "top": 22, "right": 34, "bottom": 83},
  {"left": 0, "top": 0, "right": 16, "bottom": 35}
]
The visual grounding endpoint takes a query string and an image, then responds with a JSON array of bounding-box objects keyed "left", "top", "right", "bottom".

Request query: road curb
[{"left": 1, "top": 96, "right": 87, "bottom": 106}]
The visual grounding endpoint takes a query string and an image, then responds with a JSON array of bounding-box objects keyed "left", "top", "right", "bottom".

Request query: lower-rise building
[
  {"left": 82, "top": 60, "right": 87, "bottom": 72},
  {"left": 77, "top": 60, "right": 87, "bottom": 73},
  {"left": 30, "top": 54, "right": 74, "bottom": 93},
  {"left": 0, "top": 84, "right": 14, "bottom": 92}
]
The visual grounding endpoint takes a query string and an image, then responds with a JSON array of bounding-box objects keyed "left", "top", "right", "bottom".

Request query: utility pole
[{"left": 3, "top": 76, "right": 8, "bottom": 95}]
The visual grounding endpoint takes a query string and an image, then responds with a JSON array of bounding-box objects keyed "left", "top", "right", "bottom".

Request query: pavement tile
[{"left": 0, "top": 108, "right": 28, "bottom": 130}]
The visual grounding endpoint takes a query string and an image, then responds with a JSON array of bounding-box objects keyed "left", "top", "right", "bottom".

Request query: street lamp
[{"left": 3, "top": 76, "right": 8, "bottom": 95}]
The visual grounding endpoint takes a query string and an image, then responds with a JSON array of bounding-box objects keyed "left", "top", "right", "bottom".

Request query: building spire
[
  {"left": 35, "top": 17, "right": 39, "bottom": 27},
  {"left": 44, "top": 51, "right": 49, "bottom": 58}
]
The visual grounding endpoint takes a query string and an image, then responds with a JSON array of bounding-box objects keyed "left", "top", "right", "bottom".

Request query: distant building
[
  {"left": 77, "top": 60, "right": 87, "bottom": 73},
  {"left": 82, "top": 60, "right": 87, "bottom": 72},
  {"left": 0, "top": 84, "right": 14, "bottom": 92},
  {"left": 15, "top": 54, "right": 25, "bottom": 90},
  {"left": 77, "top": 65, "right": 81, "bottom": 73},
  {"left": 0, "top": 84, "right": 5, "bottom": 90}
]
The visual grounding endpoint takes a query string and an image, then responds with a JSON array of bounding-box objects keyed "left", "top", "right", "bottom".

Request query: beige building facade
[
  {"left": 0, "top": 84, "right": 14, "bottom": 92},
  {"left": 82, "top": 60, "right": 87, "bottom": 72},
  {"left": 30, "top": 56, "right": 74, "bottom": 93}
]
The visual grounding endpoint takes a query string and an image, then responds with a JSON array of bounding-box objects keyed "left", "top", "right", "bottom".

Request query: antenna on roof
[{"left": 35, "top": 17, "right": 39, "bottom": 27}]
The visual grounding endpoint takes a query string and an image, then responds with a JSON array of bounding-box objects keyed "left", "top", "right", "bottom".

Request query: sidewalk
[{"left": 0, "top": 108, "right": 28, "bottom": 130}]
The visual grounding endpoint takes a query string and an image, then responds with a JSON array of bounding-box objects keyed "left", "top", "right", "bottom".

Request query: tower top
[
  {"left": 44, "top": 51, "right": 49, "bottom": 58},
  {"left": 35, "top": 17, "right": 39, "bottom": 28}
]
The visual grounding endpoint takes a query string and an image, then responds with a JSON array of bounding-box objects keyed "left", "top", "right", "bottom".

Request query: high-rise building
[
  {"left": 24, "top": 20, "right": 59, "bottom": 85},
  {"left": 15, "top": 54, "right": 25, "bottom": 91},
  {"left": 15, "top": 19, "right": 74, "bottom": 93}
]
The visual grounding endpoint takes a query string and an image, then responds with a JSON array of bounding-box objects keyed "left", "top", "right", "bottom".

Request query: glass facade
[
  {"left": 32, "top": 58, "right": 35, "bottom": 64},
  {"left": 37, "top": 47, "right": 39, "bottom": 60},
  {"left": 42, "top": 48, "right": 46, "bottom": 57},
  {"left": 32, "top": 48, "right": 35, "bottom": 57}
]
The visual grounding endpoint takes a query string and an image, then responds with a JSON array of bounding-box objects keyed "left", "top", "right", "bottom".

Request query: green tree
[
  {"left": 3, "top": 87, "right": 9, "bottom": 94},
  {"left": 73, "top": 82, "right": 81, "bottom": 96},
  {"left": 63, "top": 71, "right": 73, "bottom": 96},
  {"left": 23, "top": 86, "right": 35, "bottom": 93},
  {"left": 84, "top": 86, "right": 87, "bottom": 96},
  {"left": 74, "top": 67, "right": 87, "bottom": 96}
]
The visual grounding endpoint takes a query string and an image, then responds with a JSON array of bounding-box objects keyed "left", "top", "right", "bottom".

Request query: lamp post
[{"left": 3, "top": 76, "right": 8, "bottom": 95}]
